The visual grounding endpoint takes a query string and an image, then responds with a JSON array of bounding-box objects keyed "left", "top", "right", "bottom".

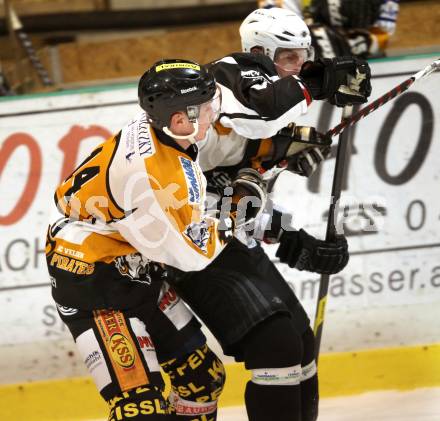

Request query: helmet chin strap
[{"left": 163, "top": 120, "right": 199, "bottom": 144}]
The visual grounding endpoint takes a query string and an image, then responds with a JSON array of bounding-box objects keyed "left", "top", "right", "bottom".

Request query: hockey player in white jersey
[
  {"left": 165, "top": 8, "right": 372, "bottom": 421},
  {"left": 201, "top": 7, "right": 330, "bottom": 179}
]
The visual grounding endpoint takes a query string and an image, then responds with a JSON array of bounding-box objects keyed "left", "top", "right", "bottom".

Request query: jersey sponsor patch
[
  {"left": 56, "top": 245, "right": 84, "bottom": 259},
  {"left": 94, "top": 310, "right": 149, "bottom": 391},
  {"left": 49, "top": 252, "right": 95, "bottom": 275},
  {"left": 76, "top": 328, "right": 112, "bottom": 391},
  {"left": 179, "top": 156, "right": 202, "bottom": 205},
  {"left": 114, "top": 253, "right": 152, "bottom": 285},
  {"left": 129, "top": 317, "right": 161, "bottom": 373},
  {"left": 124, "top": 114, "right": 155, "bottom": 162},
  {"left": 169, "top": 391, "right": 218, "bottom": 416},
  {"left": 183, "top": 221, "right": 210, "bottom": 253},
  {"left": 158, "top": 282, "right": 193, "bottom": 330},
  {"left": 138, "top": 115, "right": 155, "bottom": 158},
  {"left": 109, "top": 333, "right": 136, "bottom": 368}
]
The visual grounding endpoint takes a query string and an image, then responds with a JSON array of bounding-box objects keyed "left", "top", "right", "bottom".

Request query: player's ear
[{"left": 169, "top": 111, "right": 188, "bottom": 130}]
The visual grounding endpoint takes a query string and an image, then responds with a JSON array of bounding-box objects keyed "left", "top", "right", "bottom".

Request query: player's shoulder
[{"left": 208, "top": 52, "right": 277, "bottom": 76}]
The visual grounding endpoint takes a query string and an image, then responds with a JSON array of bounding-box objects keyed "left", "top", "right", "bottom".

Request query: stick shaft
[
  {"left": 327, "top": 79, "right": 413, "bottom": 138},
  {"left": 313, "top": 105, "right": 353, "bottom": 362}
]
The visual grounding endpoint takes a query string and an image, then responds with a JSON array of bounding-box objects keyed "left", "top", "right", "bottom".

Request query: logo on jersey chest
[{"left": 179, "top": 156, "right": 202, "bottom": 204}]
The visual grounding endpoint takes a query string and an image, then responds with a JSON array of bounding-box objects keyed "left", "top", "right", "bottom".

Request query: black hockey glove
[
  {"left": 287, "top": 146, "right": 331, "bottom": 177},
  {"left": 272, "top": 124, "right": 331, "bottom": 177},
  {"left": 231, "top": 168, "right": 267, "bottom": 228},
  {"left": 278, "top": 124, "right": 331, "bottom": 147},
  {"left": 276, "top": 229, "right": 349, "bottom": 274},
  {"left": 299, "top": 56, "right": 372, "bottom": 106}
]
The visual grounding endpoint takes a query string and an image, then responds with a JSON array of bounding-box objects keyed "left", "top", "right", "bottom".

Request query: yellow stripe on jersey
[{"left": 55, "top": 134, "right": 126, "bottom": 224}]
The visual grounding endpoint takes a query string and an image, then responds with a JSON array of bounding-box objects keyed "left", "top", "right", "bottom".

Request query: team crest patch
[
  {"left": 114, "top": 253, "right": 152, "bottom": 284},
  {"left": 183, "top": 221, "right": 210, "bottom": 253},
  {"left": 179, "top": 156, "right": 201, "bottom": 205}
]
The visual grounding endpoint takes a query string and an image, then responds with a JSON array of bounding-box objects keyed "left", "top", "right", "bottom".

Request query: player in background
[
  {"left": 259, "top": 0, "right": 400, "bottom": 58},
  {"left": 166, "top": 8, "right": 372, "bottom": 421},
  {"left": 45, "top": 59, "right": 258, "bottom": 421}
]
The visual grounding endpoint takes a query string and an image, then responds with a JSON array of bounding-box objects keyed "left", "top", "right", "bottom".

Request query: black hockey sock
[
  {"left": 301, "top": 374, "right": 319, "bottom": 421},
  {"left": 300, "top": 328, "right": 319, "bottom": 421},
  {"left": 244, "top": 381, "right": 301, "bottom": 421}
]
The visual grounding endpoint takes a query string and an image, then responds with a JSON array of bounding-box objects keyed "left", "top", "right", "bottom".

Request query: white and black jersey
[{"left": 207, "top": 53, "right": 312, "bottom": 140}]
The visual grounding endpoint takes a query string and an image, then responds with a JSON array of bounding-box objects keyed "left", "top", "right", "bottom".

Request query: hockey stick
[
  {"left": 313, "top": 58, "right": 440, "bottom": 361},
  {"left": 273, "top": 58, "right": 440, "bottom": 148},
  {"left": 313, "top": 105, "right": 353, "bottom": 362},
  {"left": 7, "top": 2, "right": 53, "bottom": 86},
  {"left": 263, "top": 59, "right": 440, "bottom": 187}
]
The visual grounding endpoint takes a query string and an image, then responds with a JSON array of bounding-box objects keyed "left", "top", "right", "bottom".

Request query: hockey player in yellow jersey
[{"left": 45, "top": 59, "right": 268, "bottom": 420}]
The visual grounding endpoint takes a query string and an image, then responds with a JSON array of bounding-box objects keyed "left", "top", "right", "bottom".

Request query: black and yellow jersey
[{"left": 47, "top": 112, "right": 225, "bottom": 281}]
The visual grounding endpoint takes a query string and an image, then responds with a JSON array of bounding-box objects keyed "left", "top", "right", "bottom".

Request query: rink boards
[{"left": 1, "top": 53, "right": 440, "bottom": 419}]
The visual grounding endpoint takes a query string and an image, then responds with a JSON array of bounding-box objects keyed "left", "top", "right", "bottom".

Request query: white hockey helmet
[{"left": 239, "top": 7, "right": 312, "bottom": 61}]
